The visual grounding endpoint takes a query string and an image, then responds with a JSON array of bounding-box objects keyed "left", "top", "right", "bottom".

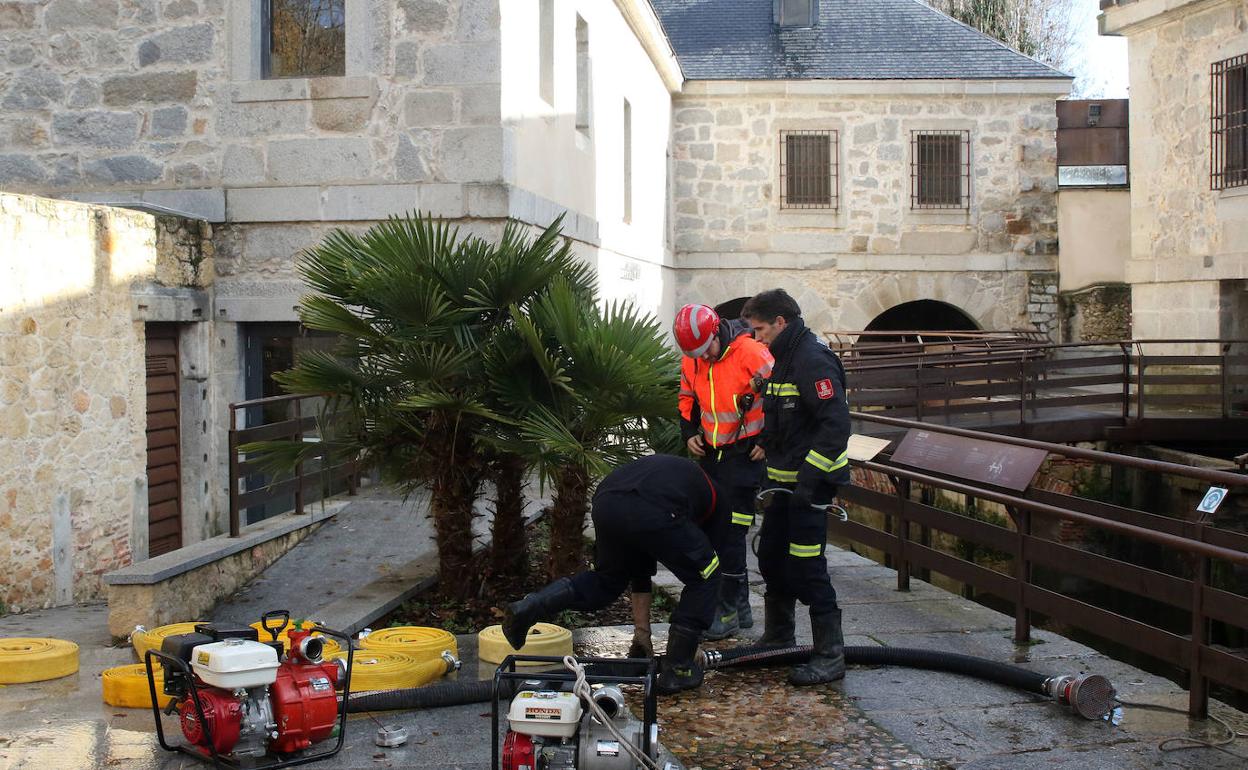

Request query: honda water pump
[{"left": 144, "top": 610, "right": 353, "bottom": 768}]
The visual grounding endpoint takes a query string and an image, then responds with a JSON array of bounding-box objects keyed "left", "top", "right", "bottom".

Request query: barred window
[
  {"left": 263, "top": 0, "right": 346, "bottom": 79},
  {"left": 1212, "top": 53, "right": 1248, "bottom": 191},
  {"left": 912, "top": 130, "right": 970, "bottom": 209},
  {"left": 780, "top": 130, "right": 837, "bottom": 209}
]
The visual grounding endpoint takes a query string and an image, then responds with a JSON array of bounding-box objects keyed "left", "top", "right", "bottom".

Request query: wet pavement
[{"left": 2, "top": 508, "right": 1247, "bottom": 769}]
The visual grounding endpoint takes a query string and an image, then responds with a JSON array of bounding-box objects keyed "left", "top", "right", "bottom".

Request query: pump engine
[
  {"left": 145, "top": 612, "right": 348, "bottom": 766},
  {"left": 502, "top": 684, "right": 664, "bottom": 770}
]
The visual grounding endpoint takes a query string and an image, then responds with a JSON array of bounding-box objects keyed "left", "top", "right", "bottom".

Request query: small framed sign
[{"left": 1196, "top": 487, "right": 1228, "bottom": 516}]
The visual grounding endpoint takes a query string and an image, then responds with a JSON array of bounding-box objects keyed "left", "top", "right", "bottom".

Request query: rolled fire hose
[
  {"left": 131, "top": 622, "right": 202, "bottom": 661},
  {"left": 330, "top": 649, "right": 457, "bottom": 692},
  {"left": 0, "top": 637, "right": 80, "bottom": 683},
  {"left": 102, "top": 663, "right": 174, "bottom": 708},
  {"left": 362, "top": 626, "right": 458, "bottom": 664},
  {"left": 477, "top": 623, "right": 573, "bottom": 665},
  {"left": 347, "top": 644, "right": 1115, "bottom": 720}
]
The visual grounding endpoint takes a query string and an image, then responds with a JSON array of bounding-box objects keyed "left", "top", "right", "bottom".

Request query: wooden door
[{"left": 145, "top": 324, "right": 182, "bottom": 557}]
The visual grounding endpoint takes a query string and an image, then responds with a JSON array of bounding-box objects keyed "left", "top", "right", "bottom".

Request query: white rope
[{"left": 562, "top": 655, "right": 663, "bottom": 770}]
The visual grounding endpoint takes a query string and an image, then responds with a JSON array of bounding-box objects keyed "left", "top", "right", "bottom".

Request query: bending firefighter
[
  {"left": 742, "top": 289, "right": 851, "bottom": 686},
  {"left": 502, "top": 454, "right": 730, "bottom": 694},
  {"left": 673, "top": 303, "right": 773, "bottom": 640}
]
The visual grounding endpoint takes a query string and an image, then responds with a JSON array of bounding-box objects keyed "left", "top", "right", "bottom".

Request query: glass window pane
[{"left": 268, "top": 0, "right": 346, "bottom": 79}]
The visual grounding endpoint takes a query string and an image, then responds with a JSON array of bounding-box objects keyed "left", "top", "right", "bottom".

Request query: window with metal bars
[
  {"left": 912, "top": 130, "right": 970, "bottom": 209},
  {"left": 1212, "top": 53, "right": 1248, "bottom": 191},
  {"left": 780, "top": 130, "right": 837, "bottom": 209}
]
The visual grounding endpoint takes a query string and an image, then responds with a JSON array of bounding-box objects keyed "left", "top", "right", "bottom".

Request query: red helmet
[{"left": 673, "top": 303, "right": 720, "bottom": 358}]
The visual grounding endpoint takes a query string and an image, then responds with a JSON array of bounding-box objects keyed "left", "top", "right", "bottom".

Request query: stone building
[
  {"left": 0, "top": 0, "right": 1069, "bottom": 609},
  {"left": 1100, "top": 0, "right": 1248, "bottom": 342},
  {"left": 654, "top": 0, "right": 1070, "bottom": 335}
]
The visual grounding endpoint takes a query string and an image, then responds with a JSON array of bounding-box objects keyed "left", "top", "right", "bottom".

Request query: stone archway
[
  {"left": 832, "top": 272, "right": 1021, "bottom": 333},
  {"left": 864, "top": 299, "right": 980, "bottom": 334}
]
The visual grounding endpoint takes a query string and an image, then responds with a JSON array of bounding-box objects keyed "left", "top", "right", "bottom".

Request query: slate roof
[{"left": 649, "top": 0, "right": 1070, "bottom": 81}]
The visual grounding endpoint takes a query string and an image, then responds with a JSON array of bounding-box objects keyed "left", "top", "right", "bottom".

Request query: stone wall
[
  {"left": 667, "top": 83, "right": 1065, "bottom": 335},
  {"left": 1101, "top": 0, "right": 1248, "bottom": 339},
  {"left": 1060, "top": 283, "right": 1132, "bottom": 343},
  {"left": 0, "top": 193, "right": 150, "bottom": 611},
  {"left": 0, "top": 0, "right": 504, "bottom": 216}
]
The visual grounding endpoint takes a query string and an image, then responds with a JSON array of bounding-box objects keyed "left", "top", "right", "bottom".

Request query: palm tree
[
  {"left": 495, "top": 282, "right": 681, "bottom": 578},
  {"left": 254, "top": 213, "right": 594, "bottom": 600}
]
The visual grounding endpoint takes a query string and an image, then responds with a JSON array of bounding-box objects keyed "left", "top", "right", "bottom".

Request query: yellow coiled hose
[
  {"left": 329, "top": 649, "right": 454, "bottom": 692},
  {"left": 102, "top": 663, "right": 174, "bottom": 708},
  {"left": 130, "top": 622, "right": 202, "bottom": 661},
  {"left": 476, "top": 623, "right": 572, "bottom": 665},
  {"left": 361, "top": 626, "right": 458, "bottom": 664},
  {"left": 0, "top": 637, "right": 79, "bottom": 683}
]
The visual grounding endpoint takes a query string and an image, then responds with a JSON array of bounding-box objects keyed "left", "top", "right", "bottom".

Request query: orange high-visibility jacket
[{"left": 678, "top": 331, "right": 774, "bottom": 448}]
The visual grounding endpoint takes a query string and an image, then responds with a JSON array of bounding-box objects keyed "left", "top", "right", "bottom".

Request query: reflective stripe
[
  {"left": 679, "top": 388, "right": 695, "bottom": 396},
  {"left": 805, "top": 449, "right": 848, "bottom": 473},
  {"left": 731, "top": 511, "right": 754, "bottom": 526},
  {"left": 755, "top": 360, "right": 774, "bottom": 378},
  {"left": 766, "top": 382, "right": 800, "bottom": 396},
  {"left": 766, "top": 467, "right": 798, "bottom": 482},
  {"left": 737, "top": 417, "right": 765, "bottom": 438},
  {"left": 700, "top": 554, "right": 720, "bottom": 579},
  {"left": 789, "top": 543, "right": 823, "bottom": 558}
]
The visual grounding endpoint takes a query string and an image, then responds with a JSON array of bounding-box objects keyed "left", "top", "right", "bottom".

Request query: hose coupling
[
  {"left": 1043, "top": 673, "right": 1116, "bottom": 719},
  {"left": 441, "top": 650, "right": 461, "bottom": 673}
]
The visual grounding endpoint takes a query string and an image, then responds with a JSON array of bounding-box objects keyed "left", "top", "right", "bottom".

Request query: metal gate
[{"left": 145, "top": 324, "right": 182, "bottom": 557}]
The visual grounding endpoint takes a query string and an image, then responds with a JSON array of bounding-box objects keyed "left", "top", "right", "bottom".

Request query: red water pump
[{"left": 145, "top": 610, "right": 353, "bottom": 769}]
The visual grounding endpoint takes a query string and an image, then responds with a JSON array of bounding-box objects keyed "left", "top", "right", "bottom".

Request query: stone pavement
[{"left": 1, "top": 497, "right": 1246, "bottom": 769}]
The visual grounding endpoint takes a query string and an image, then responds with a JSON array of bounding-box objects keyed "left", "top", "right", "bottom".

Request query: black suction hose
[
  {"left": 345, "top": 660, "right": 640, "bottom": 712},
  {"left": 707, "top": 644, "right": 1048, "bottom": 694},
  {"left": 348, "top": 678, "right": 496, "bottom": 712},
  {"left": 346, "top": 645, "right": 1049, "bottom": 712}
]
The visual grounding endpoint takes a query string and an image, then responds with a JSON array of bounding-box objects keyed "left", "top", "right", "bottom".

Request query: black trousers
[
  {"left": 699, "top": 448, "right": 762, "bottom": 577},
  {"left": 567, "top": 490, "right": 722, "bottom": 633},
  {"left": 756, "top": 486, "right": 840, "bottom": 615}
]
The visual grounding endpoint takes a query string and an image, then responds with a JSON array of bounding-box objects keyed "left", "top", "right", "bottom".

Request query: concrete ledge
[{"left": 103, "top": 502, "right": 345, "bottom": 638}]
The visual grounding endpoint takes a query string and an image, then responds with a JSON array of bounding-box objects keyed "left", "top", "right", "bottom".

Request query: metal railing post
[
  {"left": 1189, "top": 527, "right": 1210, "bottom": 719},
  {"left": 1011, "top": 506, "right": 1032, "bottom": 644},
  {"left": 1119, "top": 341, "right": 1131, "bottom": 421},
  {"left": 228, "top": 404, "right": 240, "bottom": 537},
  {"left": 293, "top": 398, "right": 305, "bottom": 517},
  {"left": 1221, "top": 342, "right": 1231, "bottom": 420},
  {"left": 896, "top": 477, "right": 911, "bottom": 592},
  {"left": 1136, "top": 341, "right": 1146, "bottom": 420}
]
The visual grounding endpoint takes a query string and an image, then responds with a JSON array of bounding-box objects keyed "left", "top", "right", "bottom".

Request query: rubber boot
[
  {"left": 702, "top": 574, "right": 744, "bottom": 641},
  {"left": 737, "top": 576, "right": 754, "bottom": 629},
  {"left": 757, "top": 594, "right": 797, "bottom": 648},
  {"left": 656, "top": 625, "right": 705, "bottom": 695},
  {"left": 502, "top": 577, "right": 575, "bottom": 651},
  {"left": 788, "top": 608, "right": 846, "bottom": 686}
]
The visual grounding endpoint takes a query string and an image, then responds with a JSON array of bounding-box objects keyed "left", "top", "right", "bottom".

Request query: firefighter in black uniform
[
  {"left": 502, "top": 454, "right": 730, "bottom": 694},
  {"left": 741, "top": 288, "right": 851, "bottom": 686}
]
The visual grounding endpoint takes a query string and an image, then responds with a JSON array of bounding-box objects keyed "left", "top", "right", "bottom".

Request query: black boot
[
  {"left": 737, "top": 576, "right": 754, "bottom": 629},
  {"left": 656, "top": 625, "right": 705, "bottom": 694},
  {"left": 788, "top": 608, "right": 846, "bottom": 686},
  {"left": 757, "top": 594, "right": 797, "bottom": 648},
  {"left": 702, "top": 574, "right": 744, "bottom": 641},
  {"left": 502, "top": 577, "right": 574, "bottom": 650}
]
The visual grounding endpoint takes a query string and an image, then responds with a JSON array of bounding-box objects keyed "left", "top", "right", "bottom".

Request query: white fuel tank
[
  {"left": 191, "top": 639, "right": 280, "bottom": 689},
  {"left": 507, "top": 690, "right": 583, "bottom": 738}
]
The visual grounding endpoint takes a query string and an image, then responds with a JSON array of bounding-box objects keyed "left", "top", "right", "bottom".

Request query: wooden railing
[
  {"left": 843, "top": 339, "right": 1248, "bottom": 443},
  {"left": 836, "top": 411, "right": 1248, "bottom": 718},
  {"left": 227, "top": 394, "right": 358, "bottom": 537}
]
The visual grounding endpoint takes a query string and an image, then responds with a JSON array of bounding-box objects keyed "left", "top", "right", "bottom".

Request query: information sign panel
[{"left": 890, "top": 429, "right": 1048, "bottom": 491}]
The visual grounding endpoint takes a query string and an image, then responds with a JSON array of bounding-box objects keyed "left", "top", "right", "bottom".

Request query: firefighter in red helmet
[{"left": 669, "top": 302, "right": 773, "bottom": 642}]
